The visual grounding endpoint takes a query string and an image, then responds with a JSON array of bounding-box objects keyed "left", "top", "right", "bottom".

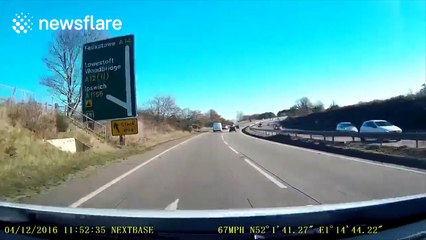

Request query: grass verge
[
  {"left": 336, "top": 143, "right": 426, "bottom": 161},
  {"left": 0, "top": 125, "right": 193, "bottom": 201}
]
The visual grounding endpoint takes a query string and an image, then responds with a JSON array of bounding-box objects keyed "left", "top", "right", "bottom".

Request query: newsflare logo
[
  {"left": 12, "top": 13, "right": 34, "bottom": 34},
  {"left": 11, "top": 13, "right": 123, "bottom": 35}
]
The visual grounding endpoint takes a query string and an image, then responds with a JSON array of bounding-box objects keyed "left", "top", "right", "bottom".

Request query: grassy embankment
[
  {"left": 0, "top": 103, "right": 192, "bottom": 201},
  {"left": 280, "top": 95, "right": 426, "bottom": 132}
]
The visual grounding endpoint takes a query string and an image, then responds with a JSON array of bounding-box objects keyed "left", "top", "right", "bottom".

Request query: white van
[{"left": 212, "top": 122, "right": 222, "bottom": 132}]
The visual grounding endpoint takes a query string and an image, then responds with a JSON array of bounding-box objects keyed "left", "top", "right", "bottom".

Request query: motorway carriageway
[{"left": 25, "top": 128, "right": 426, "bottom": 210}]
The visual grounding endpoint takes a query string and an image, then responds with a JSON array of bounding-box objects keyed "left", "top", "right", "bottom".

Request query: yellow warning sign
[
  {"left": 111, "top": 118, "right": 138, "bottom": 136},
  {"left": 85, "top": 99, "right": 93, "bottom": 108}
]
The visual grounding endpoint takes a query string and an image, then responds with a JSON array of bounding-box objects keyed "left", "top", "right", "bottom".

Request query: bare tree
[
  {"left": 294, "top": 97, "right": 313, "bottom": 115},
  {"left": 179, "top": 108, "right": 194, "bottom": 119},
  {"left": 147, "top": 95, "right": 179, "bottom": 121},
  {"left": 206, "top": 109, "right": 221, "bottom": 122},
  {"left": 312, "top": 101, "right": 324, "bottom": 112},
  {"left": 327, "top": 100, "right": 339, "bottom": 111},
  {"left": 295, "top": 97, "right": 313, "bottom": 110},
  {"left": 418, "top": 83, "right": 426, "bottom": 96},
  {"left": 40, "top": 30, "right": 107, "bottom": 116},
  {"left": 189, "top": 110, "right": 208, "bottom": 127},
  {"left": 189, "top": 110, "right": 202, "bottom": 119}
]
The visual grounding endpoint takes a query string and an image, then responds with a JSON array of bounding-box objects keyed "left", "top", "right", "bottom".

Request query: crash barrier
[{"left": 249, "top": 127, "right": 426, "bottom": 148}]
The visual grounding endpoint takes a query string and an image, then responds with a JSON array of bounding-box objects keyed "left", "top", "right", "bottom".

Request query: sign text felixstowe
[{"left": 82, "top": 35, "right": 136, "bottom": 121}]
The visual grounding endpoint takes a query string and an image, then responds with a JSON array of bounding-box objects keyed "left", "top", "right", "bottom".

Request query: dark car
[
  {"left": 229, "top": 126, "right": 236, "bottom": 132},
  {"left": 258, "top": 123, "right": 262, "bottom": 127},
  {"left": 236, "top": 125, "right": 240, "bottom": 129}
]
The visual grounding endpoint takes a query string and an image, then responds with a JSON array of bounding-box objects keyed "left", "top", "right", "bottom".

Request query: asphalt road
[{"left": 25, "top": 128, "right": 426, "bottom": 210}]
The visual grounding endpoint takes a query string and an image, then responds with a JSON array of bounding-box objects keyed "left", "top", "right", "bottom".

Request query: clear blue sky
[{"left": 0, "top": 0, "right": 425, "bottom": 120}]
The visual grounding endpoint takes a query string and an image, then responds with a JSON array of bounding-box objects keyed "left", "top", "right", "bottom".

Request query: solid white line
[
  {"left": 221, "top": 134, "right": 224, "bottom": 141},
  {"left": 241, "top": 130, "right": 426, "bottom": 175},
  {"left": 244, "top": 158, "right": 287, "bottom": 189},
  {"left": 165, "top": 198, "right": 179, "bottom": 210},
  {"left": 228, "top": 146, "right": 239, "bottom": 154},
  {"left": 125, "top": 45, "right": 132, "bottom": 116},
  {"left": 69, "top": 134, "right": 203, "bottom": 208}
]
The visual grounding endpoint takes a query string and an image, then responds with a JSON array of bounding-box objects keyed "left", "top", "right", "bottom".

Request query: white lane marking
[
  {"left": 221, "top": 134, "right": 224, "bottom": 141},
  {"left": 223, "top": 134, "right": 237, "bottom": 153},
  {"left": 165, "top": 198, "right": 179, "bottom": 210},
  {"left": 228, "top": 146, "right": 239, "bottom": 154},
  {"left": 241, "top": 130, "right": 426, "bottom": 175},
  {"left": 69, "top": 134, "right": 204, "bottom": 208},
  {"left": 244, "top": 158, "right": 287, "bottom": 189}
]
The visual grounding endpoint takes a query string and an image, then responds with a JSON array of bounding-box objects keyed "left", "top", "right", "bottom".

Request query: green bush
[
  {"left": 5, "top": 145, "right": 17, "bottom": 157},
  {"left": 56, "top": 113, "right": 69, "bottom": 132},
  {"left": 182, "top": 124, "right": 192, "bottom": 132}
]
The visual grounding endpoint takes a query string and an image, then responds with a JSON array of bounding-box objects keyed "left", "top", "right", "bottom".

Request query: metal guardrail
[
  {"left": 249, "top": 127, "right": 426, "bottom": 148},
  {"left": 57, "top": 105, "right": 107, "bottom": 141}
]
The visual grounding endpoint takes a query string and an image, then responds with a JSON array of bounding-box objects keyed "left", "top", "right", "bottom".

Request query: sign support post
[{"left": 119, "top": 135, "right": 125, "bottom": 146}]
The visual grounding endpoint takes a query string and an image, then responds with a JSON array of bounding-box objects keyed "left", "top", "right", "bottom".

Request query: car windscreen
[
  {"left": 2, "top": 1, "right": 426, "bottom": 238},
  {"left": 375, "top": 121, "right": 393, "bottom": 126}
]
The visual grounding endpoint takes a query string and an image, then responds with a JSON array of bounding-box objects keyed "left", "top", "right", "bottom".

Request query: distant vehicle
[
  {"left": 336, "top": 122, "right": 358, "bottom": 132},
  {"left": 273, "top": 124, "right": 281, "bottom": 130},
  {"left": 360, "top": 120, "right": 402, "bottom": 142},
  {"left": 212, "top": 122, "right": 222, "bottom": 132},
  {"left": 360, "top": 120, "right": 402, "bottom": 133},
  {"left": 229, "top": 125, "right": 236, "bottom": 132},
  {"left": 236, "top": 125, "right": 240, "bottom": 129},
  {"left": 222, "top": 125, "right": 229, "bottom": 130},
  {"left": 258, "top": 123, "right": 262, "bottom": 127}
]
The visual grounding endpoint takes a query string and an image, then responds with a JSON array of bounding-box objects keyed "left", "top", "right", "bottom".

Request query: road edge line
[
  {"left": 69, "top": 134, "right": 204, "bottom": 208},
  {"left": 244, "top": 158, "right": 287, "bottom": 189}
]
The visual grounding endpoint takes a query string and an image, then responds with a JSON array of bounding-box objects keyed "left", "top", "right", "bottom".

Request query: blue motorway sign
[{"left": 82, "top": 35, "right": 136, "bottom": 121}]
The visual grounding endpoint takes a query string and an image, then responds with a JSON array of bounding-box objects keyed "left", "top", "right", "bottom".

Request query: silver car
[
  {"left": 360, "top": 120, "right": 402, "bottom": 133},
  {"left": 336, "top": 122, "right": 358, "bottom": 132}
]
